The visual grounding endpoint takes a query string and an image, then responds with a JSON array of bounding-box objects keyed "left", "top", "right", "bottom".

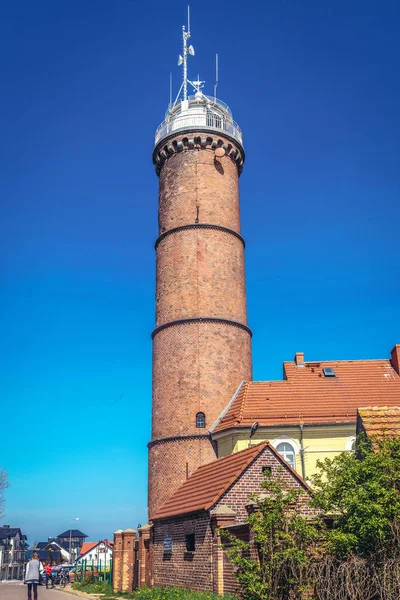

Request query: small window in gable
[
  {"left": 185, "top": 533, "right": 195, "bottom": 552},
  {"left": 262, "top": 465, "right": 272, "bottom": 476},
  {"left": 196, "top": 412, "right": 205, "bottom": 428}
]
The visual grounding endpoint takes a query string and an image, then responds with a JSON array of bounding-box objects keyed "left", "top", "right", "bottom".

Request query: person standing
[
  {"left": 25, "top": 552, "right": 41, "bottom": 600},
  {"left": 45, "top": 563, "right": 53, "bottom": 588}
]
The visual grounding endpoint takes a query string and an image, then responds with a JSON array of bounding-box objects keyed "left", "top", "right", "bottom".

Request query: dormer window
[{"left": 196, "top": 412, "right": 205, "bottom": 428}]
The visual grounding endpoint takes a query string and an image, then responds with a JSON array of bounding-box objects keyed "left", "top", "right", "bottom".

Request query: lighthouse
[{"left": 148, "top": 17, "right": 252, "bottom": 518}]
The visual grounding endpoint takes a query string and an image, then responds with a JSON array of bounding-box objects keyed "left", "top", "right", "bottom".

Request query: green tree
[
  {"left": 222, "top": 471, "right": 319, "bottom": 600},
  {"left": 311, "top": 435, "right": 400, "bottom": 558}
]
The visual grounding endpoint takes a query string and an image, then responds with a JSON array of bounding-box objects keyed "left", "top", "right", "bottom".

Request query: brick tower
[{"left": 148, "top": 20, "right": 252, "bottom": 518}]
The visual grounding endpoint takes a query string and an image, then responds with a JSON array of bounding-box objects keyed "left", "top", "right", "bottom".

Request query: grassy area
[
  {"left": 72, "top": 581, "right": 114, "bottom": 595},
  {"left": 133, "top": 588, "right": 235, "bottom": 600},
  {"left": 72, "top": 582, "right": 236, "bottom": 600}
]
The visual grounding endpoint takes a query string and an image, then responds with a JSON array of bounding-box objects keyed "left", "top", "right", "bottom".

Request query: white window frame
[
  {"left": 272, "top": 437, "right": 299, "bottom": 469},
  {"left": 345, "top": 436, "right": 356, "bottom": 451}
]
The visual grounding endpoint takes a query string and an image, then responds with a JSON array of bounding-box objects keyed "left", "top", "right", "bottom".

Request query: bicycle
[
  {"left": 45, "top": 575, "right": 54, "bottom": 589},
  {"left": 59, "top": 571, "right": 69, "bottom": 588}
]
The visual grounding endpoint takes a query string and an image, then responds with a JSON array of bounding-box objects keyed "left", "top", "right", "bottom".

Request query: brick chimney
[
  {"left": 390, "top": 345, "right": 400, "bottom": 375},
  {"left": 294, "top": 352, "right": 305, "bottom": 367}
]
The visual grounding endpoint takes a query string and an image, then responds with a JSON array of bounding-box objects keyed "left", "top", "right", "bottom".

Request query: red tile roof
[
  {"left": 358, "top": 406, "right": 400, "bottom": 438},
  {"left": 80, "top": 540, "right": 113, "bottom": 556},
  {"left": 151, "top": 441, "right": 310, "bottom": 520},
  {"left": 212, "top": 356, "right": 400, "bottom": 433},
  {"left": 80, "top": 542, "right": 97, "bottom": 556}
]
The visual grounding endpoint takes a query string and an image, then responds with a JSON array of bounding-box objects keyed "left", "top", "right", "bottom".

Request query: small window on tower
[{"left": 196, "top": 412, "right": 206, "bottom": 428}]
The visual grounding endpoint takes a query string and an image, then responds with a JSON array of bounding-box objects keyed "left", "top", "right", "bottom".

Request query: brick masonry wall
[
  {"left": 112, "top": 533, "right": 123, "bottom": 593},
  {"left": 156, "top": 228, "right": 248, "bottom": 326},
  {"left": 217, "top": 446, "right": 313, "bottom": 522},
  {"left": 220, "top": 525, "right": 250, "bottom": 596},
  {"left": 148, "top": 437, "right": 217, "bottom": 519},
  {"left": 121, "top": 532, "right": 136, "bottom": 592},
  {"left": 150, "top": 131, "right": 252, "bottom": 518},
  {"left": 152, "top": 513, "right": 213, "bottom": 592},
  {"left": 157, "top": 140, "right": 241, "bottom": 234},
  {"left": 152, "top": 322, "right": 252, "bottom": 440},
  {"left": 151, "top": 446, "right": 317, "bottom": 593}
]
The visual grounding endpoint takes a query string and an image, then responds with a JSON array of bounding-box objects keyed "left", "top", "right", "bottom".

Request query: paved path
[{"left": 0, "top": 583, "right": 76, "bottom": 600}]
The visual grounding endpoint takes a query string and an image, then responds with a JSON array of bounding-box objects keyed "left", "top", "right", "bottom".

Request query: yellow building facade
[
  {"left": 214, "top": 423, "right": 355, "bottom": 482},
  {"left": 210, "top": 346, "right": 400, "bottom": 481}
]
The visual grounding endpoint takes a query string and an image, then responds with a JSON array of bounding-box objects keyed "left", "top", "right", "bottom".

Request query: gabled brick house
[{"left": 148, "top": 441, "right": 315, "bottom": 595}]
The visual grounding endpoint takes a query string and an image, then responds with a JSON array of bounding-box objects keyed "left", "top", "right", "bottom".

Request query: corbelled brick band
[
  {"left": 149, "top": 129, "right": 252, "bottom": 517},
  {"left": 153, "top": 131, "right": 245, "bottom": 176},
  {"left": 155, "top": 223, "right": 245, "bottom": 249},
  {"left": 152, "top": 318, "right": 252, "bottom": 339}
]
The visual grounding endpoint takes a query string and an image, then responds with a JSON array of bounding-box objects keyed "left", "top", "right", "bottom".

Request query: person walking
[{"left": 25, "top": 552, "right": 41, "bottom": 600}]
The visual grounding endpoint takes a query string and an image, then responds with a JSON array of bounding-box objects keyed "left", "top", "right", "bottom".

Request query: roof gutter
[
  {"left": 299, "top": 424, "right": 306, "bottom": 480},
  {"left": 211, "top": 420, "right": 355, "bottom": 439}
]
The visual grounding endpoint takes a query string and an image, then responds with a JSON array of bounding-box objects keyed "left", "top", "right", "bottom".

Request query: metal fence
[{"left": 71, "top": 558, "right": 113, "bottom": 585}]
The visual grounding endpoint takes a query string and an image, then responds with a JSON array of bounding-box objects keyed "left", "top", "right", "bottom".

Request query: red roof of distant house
[
  {"left": 211, "top": 355, "right": 400, "bottom": 433},
  {"left": 80, "top": 540, "right": 113, "bottom": 556},
  {"left": 358, "top": 406, "right": 400, "bottom": 438},
  {"left": 151, "top": 441, "right": 311, "bottom": 520},
  {"left": 80, "top": 542, "right": 97, "bottom": 555}
]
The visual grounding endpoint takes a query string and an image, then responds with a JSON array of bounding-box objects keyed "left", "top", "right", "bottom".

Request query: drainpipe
[{"left": 299, "top": 424, "right": 306, "bottom": 480}]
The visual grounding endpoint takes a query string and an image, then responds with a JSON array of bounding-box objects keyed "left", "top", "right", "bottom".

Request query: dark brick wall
[
  {"left": 152, "top": 513, "right": 213, "bottom": 592},
  {"left": 151, "top": 446, "right": 315, "bottom": 593},
  {"left": 218, "top": 446, "right": 313, "bottom": 522}
]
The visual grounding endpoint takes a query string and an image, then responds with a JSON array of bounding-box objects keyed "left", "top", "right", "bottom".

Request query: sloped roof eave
[{"left": 151, "top": 441, "right": 270, "bottom": 520}]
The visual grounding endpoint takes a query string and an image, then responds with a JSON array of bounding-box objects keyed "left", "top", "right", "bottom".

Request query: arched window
[
  {"left": 276, "top": 442, "right": 296, "bottom": 469},
  {"left": 196, "top": 412, "right": 205, "bottom": 428},
  {"left": 345, "top": 436, "right": 356, "bottom": 451}
]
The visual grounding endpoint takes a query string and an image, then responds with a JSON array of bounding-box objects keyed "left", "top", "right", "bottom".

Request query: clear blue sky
[{"left": 1, "top": 0, "right": 399, "bottom": 543}]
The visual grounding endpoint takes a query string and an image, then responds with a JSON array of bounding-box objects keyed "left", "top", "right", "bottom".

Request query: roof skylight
[{"left": 323, "top": 367, "right": 336, "bottom": 378}]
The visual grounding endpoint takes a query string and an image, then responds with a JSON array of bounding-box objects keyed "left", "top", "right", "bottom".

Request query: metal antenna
[
  {"left": 177, "top": 6, "right": 194, "bottom": 103},
  {"left": 214, "top": 53, "right": 219, "bottom": 101},
  {"left": 182, "top": 25, "right": 189, "bottom": 101},
  {"left": 169, "top": 73, "right": 172, "bottom": 108}
]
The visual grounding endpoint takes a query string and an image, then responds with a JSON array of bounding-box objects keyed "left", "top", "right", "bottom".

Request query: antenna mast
[
  {"left": 214, "top": 53, "right": 219, "bottom": 101},
  {"left": 182, "top": 25, "right": 189, "bottom": 101},
  {"left": 177, "top": 6, "right": 194, "bottom": 103}
]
